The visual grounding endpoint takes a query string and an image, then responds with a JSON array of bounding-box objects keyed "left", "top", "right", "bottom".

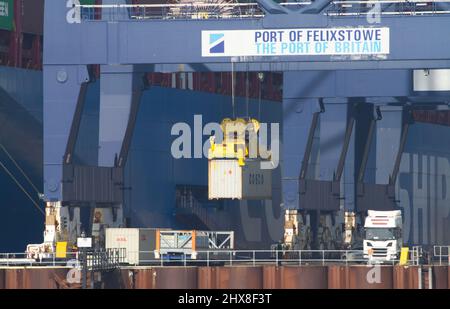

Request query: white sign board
[
  {"left": 0, "top": 1, "right": 9, "bottom": 18},
  {"left": 414, "top": 69, "right": 450, "bottom": 91},
  {"left": 202, "top": 27, "right": 390, "bottom": 57},
  {"left": 77, "top": 237, "right": 92, "bottom": 248}
]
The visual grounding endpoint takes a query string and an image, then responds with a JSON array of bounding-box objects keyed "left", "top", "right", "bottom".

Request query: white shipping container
[
  {"left": 208, "top": 159, "right": 272, "bottom": 200},
  {"left": 105, "top": 228, "right": 160, "bottom": 265}
]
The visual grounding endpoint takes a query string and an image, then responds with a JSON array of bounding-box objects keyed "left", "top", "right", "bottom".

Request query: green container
[
  {"left": 80, "top": 0, "right": 95, "bottom": 5},
  {"left": 0, "top": 0, "right": 13, "bottom": 31}
]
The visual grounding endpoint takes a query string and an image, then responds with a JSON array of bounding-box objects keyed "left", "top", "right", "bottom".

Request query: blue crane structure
[{"left": 40, "top": 0, "right": 450, "bottom": 251}]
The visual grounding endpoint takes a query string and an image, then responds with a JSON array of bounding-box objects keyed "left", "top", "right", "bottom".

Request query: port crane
[{"left": 36, "top": 0, "right": 450, "bottom": 255}]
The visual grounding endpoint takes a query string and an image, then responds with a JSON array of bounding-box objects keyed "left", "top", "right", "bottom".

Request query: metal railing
[
  {"left": 120, "top": 247, "right": 450, "bottom": 267},
  {"left": 0, "top": 248, "right": 126, "bottom": 269},
  {"left": 0, "top": 252, "right": 80, "bottom": 267},
  {"left": 410, "top": 246, "right": 423, "bottom": 266},
  {"left": 123, "top": 249, "right": 397, "bottom": 266},
  {"left": 433, "top": 245, "right": 450, "bottom": 265},
  {"left": 75, "top": 1, "right": 450, "bottom": 21},
  {"left": 328, "top": 1, "right": 450, "bottom": 17},
  {"left": 86, "top": 248, "right": 127, "bottom": 271},
  {"left": 77, "top": 3, "right": 266, "bottom": 21},
  {"left": 0, "top": 249, "right": 370, "bottom": 267},
  {"left": 2, "top": 246, "right": 449, "bottom": 267}
]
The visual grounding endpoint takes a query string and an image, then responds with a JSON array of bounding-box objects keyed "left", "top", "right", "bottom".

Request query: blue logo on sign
[{"left": 209, "top": 33, "right": 224, "bottom": 54}]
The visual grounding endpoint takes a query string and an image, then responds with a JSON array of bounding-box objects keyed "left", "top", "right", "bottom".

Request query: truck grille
[{"left": 373, "top": 248, "right": 388, "bottom": 257}]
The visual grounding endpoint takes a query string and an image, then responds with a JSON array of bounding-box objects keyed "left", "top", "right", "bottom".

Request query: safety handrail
[
  {"left": 0, "top": 249, "right": 390, "bottom": 267},
  {"left": 433, "top": 245, "right": 450, "bottom": 265},
  {"left": 74, "top": 1, "right": 450, "bottom": 21},
  {"left": 3, "top": 246, "right": 449, "bottom": 267}
]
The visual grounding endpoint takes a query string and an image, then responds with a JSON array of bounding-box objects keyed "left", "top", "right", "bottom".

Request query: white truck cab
[{"left": 363, "top": 210, "right": 402, "bottom": 263}]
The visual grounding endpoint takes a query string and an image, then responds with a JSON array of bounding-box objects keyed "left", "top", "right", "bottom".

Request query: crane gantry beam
[{"left": 46, "top": 0, "right": 450, "bottom": 71}]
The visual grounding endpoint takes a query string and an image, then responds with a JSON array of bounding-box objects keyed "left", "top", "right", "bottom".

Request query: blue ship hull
[{"left": 0, "top": 67, "right": 283, "bottom": 251}]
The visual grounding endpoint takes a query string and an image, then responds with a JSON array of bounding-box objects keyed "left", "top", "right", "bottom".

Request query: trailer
[{"left": 154, "top": 230, "right": 234, "bottom": 261}]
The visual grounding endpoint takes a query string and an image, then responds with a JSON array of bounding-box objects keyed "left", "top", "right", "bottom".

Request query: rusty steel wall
[
  {"left": 0, "top": 269, "right": 5, "bottom": 289},
  {"left": 3, "top": 268, "right": 75, "bottom": 289},
  {"left": 198, "top": 267, "right": 222, "bottom": 289},
  {"left": 5, "top": 268, "right": 24, "bottom": 289},
  {"left": 229, "top": 267, "right": 263, "bottom": 289},
  {"left": 348, "top": 266, "right": 393, "bottom": 289},
  {"left": 432, "top": 266, "right": 448, "bottom": 289},
  {"left": 198, "top": 267, "right": 263, "bottom": 289},
  {"left": 86, "top": 265, "right": 449, "bottom": 289},
  {"left": 130, "top": 268, "right": 198, "bottom": 289},
  {"left": 1, "top": 265, "right": 449, "bottom": 289},
  {"left": 88, "top": 265, "right": 449, "bottom": 289},
  {"left": 328, "top": 266, "right": 347, "bottom": 288},
  {"left": 393, "top": 266, "right": 420, "bottom": 289},
  {"left": 328, "top": 266, "right": 393, "bottom": 289},
  {"left": 103, "top": 269, "right": 133, "bottom": 289},
  {"left": 263, "top": 266, "right": 328, "bottom": 289}
]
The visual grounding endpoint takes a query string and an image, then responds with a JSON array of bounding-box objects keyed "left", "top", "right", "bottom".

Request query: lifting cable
[
  {"left": 0, "top": 143, "right": 41, "bottom": 196},
  {"left": 258, "top": 72, "right": 264, "bottom": 121},
  {"left": 0, "top": 159, "right": 45, "bottom": 216},
  {"left": 231, "top": 60, "right": 236, "bottom": 118},
  {"left": 246, "top": 62, "right": 249, "bottom": 119}
]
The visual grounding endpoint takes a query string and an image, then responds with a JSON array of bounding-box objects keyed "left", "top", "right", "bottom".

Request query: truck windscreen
[{"left": 365, "top": 228, "right": 396, "bottom": 240}]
